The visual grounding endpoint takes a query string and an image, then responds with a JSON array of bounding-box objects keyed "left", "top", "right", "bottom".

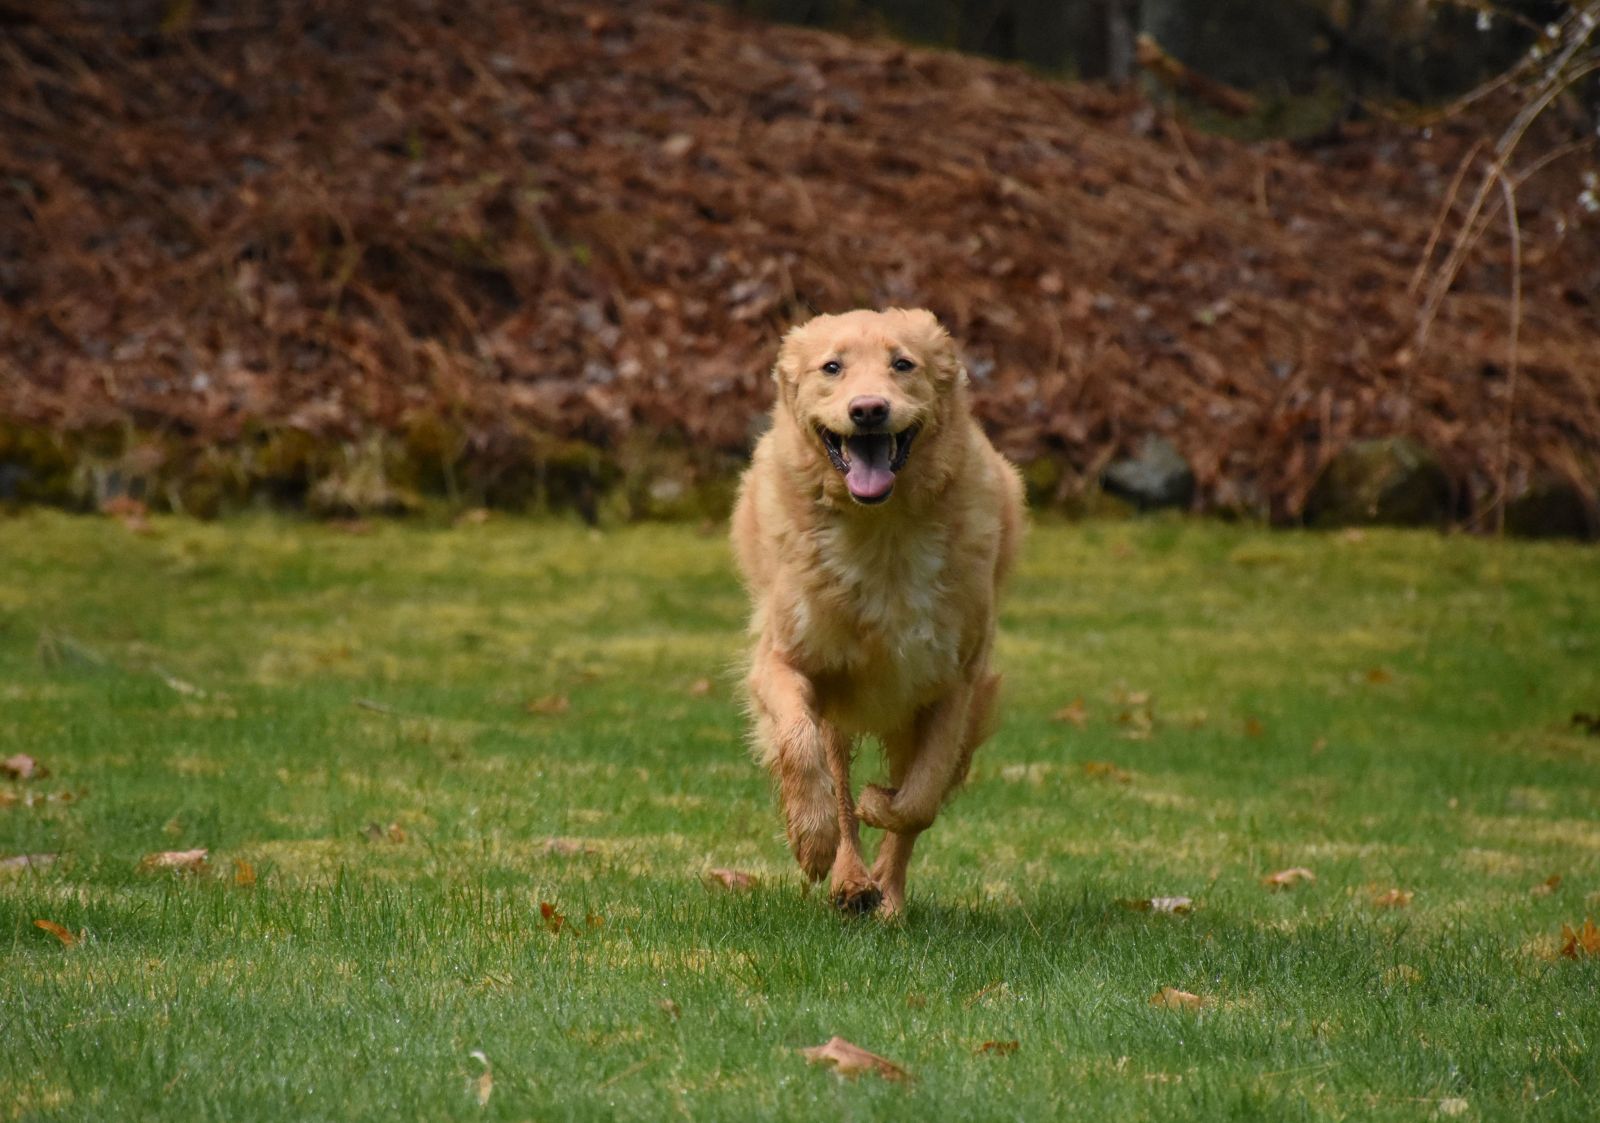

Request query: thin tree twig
[{"left": 1492, "top": 168, "right": 1522, "bottom": 537}]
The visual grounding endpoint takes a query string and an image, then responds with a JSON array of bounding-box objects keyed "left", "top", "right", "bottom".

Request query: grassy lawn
[{"left": 2, "top": 511, "right": 1598, "bottom": 1121}]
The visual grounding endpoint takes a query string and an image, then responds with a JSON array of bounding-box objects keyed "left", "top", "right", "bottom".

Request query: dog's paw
[
  {"left": 854, "top": 784, "right": 899, "bottom": 831},
  {"left": 830, "top": 877, "right": 883, "bottom": 916},
  {"left": 875, "top": 894, "right": 906, "bottom": 921}
]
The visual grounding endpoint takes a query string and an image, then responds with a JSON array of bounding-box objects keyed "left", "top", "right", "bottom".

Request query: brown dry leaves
[
  {"left": 2, "top": 753, "right": 47, "bottom": 780},
  {"left": 974, "top": 1040, "right": 1019, "bottom": 1056},
  {"left": 543, "top": 837, "right": 598, "bottom": 857},
  {"left": 1081, "top": 761, "right": 1133, "bottom": 783},
  {"left": 705, "top": 868, "right": 757, "bottom": 892},
  {"left": 800, "top": 1037, "right": 909, "bottom": 1082},
  {"left": 1120, "top": 895, "right": 1194, "bottom": 915},
  {"left": 34, "top": 918, "right": 78, "bottom": 946},
  {"left": 139, "top": 848, "right": 209, "bottom": 873},
  {"left": 1, "top": 853, "right": 58, "bottom": 873},
  {"left": 101, "top": 496, "right": 153, "bottom": 534},
  {"left": 1149, "top": 987, "right": 1207, "bottom": 1012},
  {"left": 1261, "top": 867, "right": 1316, "bottom": 890},
  {"left": 1052, "top": 698, "right": 1088, "bottom": 728},
  {"left": 539, "top": 901, "right": 569, "bottom": 934},
  {"left": 1531, "top": 874, "right": 1562, "bottom": 898},
  {"left": 467, "top": 1051, "right": 493, "bottom": 1107},
  {"left": 1560, "top": 917, "right": 1600, "bottom": 959},
  {"left": 361, "top": 821, "right": 407, "bottom": 844},
  {"left": 1371, "top": 888, "right": 1414, "bottom": 909},
  {"left": 525, "top": 694, "right": 570, "bottom": 716}
]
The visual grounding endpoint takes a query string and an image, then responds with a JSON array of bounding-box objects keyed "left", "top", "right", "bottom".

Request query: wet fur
[{"left": 731, "top": 308, "right": 1025, "bottom": 916}]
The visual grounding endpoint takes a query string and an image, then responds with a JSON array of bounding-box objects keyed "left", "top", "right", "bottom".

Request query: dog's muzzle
[{"left": 818, "top": 425, "right": 919, "bottom": 504}]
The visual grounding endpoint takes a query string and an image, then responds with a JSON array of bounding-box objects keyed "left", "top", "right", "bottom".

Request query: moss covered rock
[{"left": 1305, "top": 438, "right": 1452, "bottom": 528}]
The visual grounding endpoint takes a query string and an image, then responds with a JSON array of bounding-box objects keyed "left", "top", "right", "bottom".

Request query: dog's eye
[
  {"left": 821, "top": 360, "right": 842, "bottom": 375},
  {"left": 892, "top": 357, "right": 916, "bottom": 373}
]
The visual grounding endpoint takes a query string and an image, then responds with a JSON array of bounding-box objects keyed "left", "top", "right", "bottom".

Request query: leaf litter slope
[{"left": 4, "top": 1, "right": 1599, "bottom": 519}]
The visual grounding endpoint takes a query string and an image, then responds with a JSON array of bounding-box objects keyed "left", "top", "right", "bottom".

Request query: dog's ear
[
  {"left": 900, "top": 308, "right": 966, "bottom": 387},
  {"left": 771, "top": 319, "right": 812, "bottom": 386}
]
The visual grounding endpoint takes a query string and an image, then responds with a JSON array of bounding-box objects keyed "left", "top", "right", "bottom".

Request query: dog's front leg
[
  {"left": 856, "top": 683, "right": 972, "bottom": 836},
  {"left": 747, "top": 647, "right": 839, "bottom": 883},
  {"left": 821, "top": 724, "right": 881, "bottom": 914}
]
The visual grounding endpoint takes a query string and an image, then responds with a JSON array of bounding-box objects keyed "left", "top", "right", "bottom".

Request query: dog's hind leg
[
  {"left": 953, "top": 671, "right": 1002, "bottom": 789},
  {"left": 856, "top": 681, "right": 972, "bottom": 836},
  {"left": 748, "top": 648, "right": 838, "bottom": 883},
  {"left": 823, "top": 726, "right": 881, "bottom": 914}
]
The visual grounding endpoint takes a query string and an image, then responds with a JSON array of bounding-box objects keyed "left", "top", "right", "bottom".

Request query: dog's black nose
[{"left": 848, "top": 396, "right": 890, "bottom": 428}]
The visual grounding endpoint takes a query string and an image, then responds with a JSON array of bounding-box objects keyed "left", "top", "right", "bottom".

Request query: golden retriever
[{"left": 731, "top": 308, "right": 1025, "bottom": 916}]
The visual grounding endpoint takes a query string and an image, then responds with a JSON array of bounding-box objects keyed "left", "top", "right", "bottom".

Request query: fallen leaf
[
  {"left": 1383, "top": 964, "right": 1422, "bottom": 986},
  {"left": 1559, "top": 917, "right": 1600, "bottom": 959},
  {"left": 1531, "top": 874, "right": 1562, "bottom": 898},
  {"left": 1120, "top": 895, "right": 1193, "bottom": 914},
  {"left": 963, "top": 980, "right": 1008, "bottom": 1007},
  {"left": 361, "top": 821, "right": 406, "bottom": 843},
  {"left": 1364, "top": 667, "right": 1393, "bottom": 684},
  {"left": 1052, "top": 698, "right": 1088, "bottom": 727},
  {"left": 1243, "top": 717, "right": 1265, "bottom": 737},
  {"left": 904, "top": 993, "right": 926, "bottom": 1009},
  {"left": 585, "top": 912, "right": 605, "bottom": 929},
  {"left": 539, "top": 900, "right": 568, "bottom": 934},
  {"left": 102, "top": 495, "right": 153, "bottom": 533},
  {"left": 1, "top": 853, "right": 58, "bottom": 873},
  {"left": 455, "top": 507, "right": 491, "bottom": 526},
  {"left": 525, "top": 694, "right": 570, "bottom": 716},
  {"left": 34, "top": 918, "right": 77, "bottom": 946},
  {"left": 687, "top": 677, "right": 714, "bottom": 697},
  {"left": 468, "top": 1050, "right": 493, "bottom": 1107},
  {"left": 1436, "top": 1097, "right": 1470, "bottom": 1117},
  {"left": 1150, "top": 987, "right": 1206, "bottom": 1011},
  {"left": 1262, "top": 867, "right": 1315, "bottom": 890},
  {"left": 139, "top": 848, "right": 209, "bottom": 873},
  {"left": 101, "top": 494, "right": 145, "bottom": 517},
  {"left": 1310, "top": 736, "right": 1328, "bottom": 755},
  {"left": 1082, "top": 760, "right": 1132, "bottom": 783},
  {"left": 233, "top": 859, "right": 257, "bottom": 887},
  {"left": 2, "top": 753, "right": 46, "bottom": 780},
  {"left": 658, "top": 998, "right": 681, "bottom": 1021},
  {"left": 800, "top": 1036, "right": 909, "bottom": 1081},
  {"left": 158, "top": 670, "right": 203, "bottom": 697},
  {"left": 975, "top": 1040, "right": 1019, "bottom": 1055},
  {"left": 543, "top": 837, "right": 597, "bottom": 857},
  {"left": 705, "top": 868, "right": 756, "bottom": 891},
  {"left": 1372, "top": 888, "right": 1413, "bottom": 909}
]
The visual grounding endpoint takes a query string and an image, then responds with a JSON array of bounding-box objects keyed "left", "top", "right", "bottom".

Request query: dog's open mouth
[{"left": 818, "top": 426, "right": 919, "bottom": 504}]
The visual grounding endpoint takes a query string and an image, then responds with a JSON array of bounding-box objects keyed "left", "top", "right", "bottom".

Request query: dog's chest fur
[{"left": 786, "top": 517, "right": 963, "bottom": 729}]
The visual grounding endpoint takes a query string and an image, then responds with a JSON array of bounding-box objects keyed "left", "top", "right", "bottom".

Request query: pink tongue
[{"left": 845, "top": 435, "right": 895, "bottom": 500}]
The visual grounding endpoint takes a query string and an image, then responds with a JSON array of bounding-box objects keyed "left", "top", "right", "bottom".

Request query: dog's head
[{"left": 772, "top": 308, "right": 966, "bottom": 506}]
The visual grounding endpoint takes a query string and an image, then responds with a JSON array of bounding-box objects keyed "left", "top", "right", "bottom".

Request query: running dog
[{"left": 732, "top": 308, "right": 1025, "bottom": 916}]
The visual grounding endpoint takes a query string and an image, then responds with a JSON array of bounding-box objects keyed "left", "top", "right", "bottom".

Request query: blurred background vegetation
[{"left": 725, "top": 0, "right": 1566, "bottom": 103}]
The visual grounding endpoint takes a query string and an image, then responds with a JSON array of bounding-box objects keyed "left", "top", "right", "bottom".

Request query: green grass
[{"left": 2, "top": 511, "right": 1598, "bottom": 1121}]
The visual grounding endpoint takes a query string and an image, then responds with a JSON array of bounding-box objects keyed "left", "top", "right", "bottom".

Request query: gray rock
[
  {"left": 1100, "top": 435, "right": 1195, "bottom": 510},
  {"left": 1305, "top": 438, "right": 1450, "bottom": 527}
]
